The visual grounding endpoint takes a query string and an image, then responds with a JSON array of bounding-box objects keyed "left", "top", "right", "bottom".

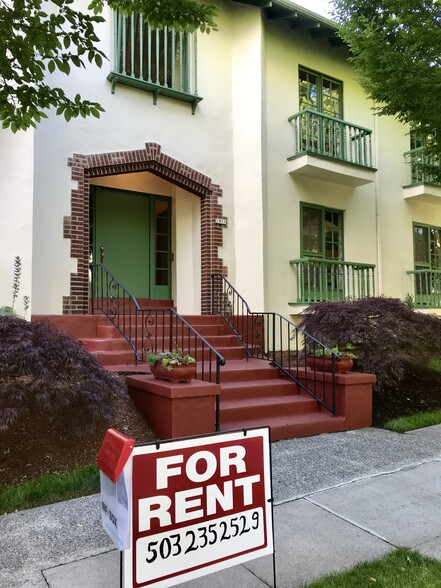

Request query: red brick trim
[{"left": 64, "top": 143, "right": 226, "bottom": 314}]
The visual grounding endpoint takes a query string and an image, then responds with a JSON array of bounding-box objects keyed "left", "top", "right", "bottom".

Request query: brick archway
[{"left": 64, "top": 142, "right": 226, "bottom": 314}]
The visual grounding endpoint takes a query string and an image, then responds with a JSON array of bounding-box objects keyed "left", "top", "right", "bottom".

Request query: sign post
[{"left": 123, "top": 427, "right": 273, "bottom": 588}]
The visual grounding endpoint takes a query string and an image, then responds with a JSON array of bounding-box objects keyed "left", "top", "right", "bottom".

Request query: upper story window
[
  {"left": 107, "top": 13, "right": 202, "bottom": 113},
  {"left": 299, "top": 67, "right": 343, "bottom": 119},
  {"left": 414, "top": 223, "right": 441, "bottom": 271},
  {"left": 301, "top": 204, "right": 344, "bottom": 261}
]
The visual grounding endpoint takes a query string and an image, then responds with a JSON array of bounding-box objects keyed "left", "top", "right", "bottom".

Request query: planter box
[
  {"left": 307, "top": 355, "right": 354, "bottom": 374},
  {"left": 150, "top": 362, "right": 196, "bottom": 383}
]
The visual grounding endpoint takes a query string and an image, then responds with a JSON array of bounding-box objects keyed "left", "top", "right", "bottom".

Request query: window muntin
[{"left": 299, "top": 67, "right": 342, "bottom": 119}]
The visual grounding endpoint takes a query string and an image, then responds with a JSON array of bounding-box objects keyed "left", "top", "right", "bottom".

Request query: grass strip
[
  {"left": 384, "top": 409, "right": 441, "bottom": 433},
  {"left": 0, "top": 464, "right": 100, "bottom": 514},
  {"left": 306, "top": 548, "right": 441, "bottom": 587}
]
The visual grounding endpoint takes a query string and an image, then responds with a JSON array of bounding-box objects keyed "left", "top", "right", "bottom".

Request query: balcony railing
[
  {"left": 403, "top": 147, "right": 441, "bottom": 186},
  {"left": 290, "top": 258, "right": 376, "bottom": 304},
  {"left": 288, "top": 109, "right": 374, "bottom": 168},
  {"left": 407, "top": 269, "right": 441, "bottom": 308},
  {"left": 107, "top": 12, "right": 202, "bottom": 112}
]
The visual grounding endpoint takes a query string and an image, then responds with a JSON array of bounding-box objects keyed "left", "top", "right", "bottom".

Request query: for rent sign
[{"left": 123, "top": 428, "right": 273, "bottom": 588}]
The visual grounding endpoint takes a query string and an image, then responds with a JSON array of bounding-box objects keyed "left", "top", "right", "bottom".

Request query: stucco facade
[{"left": 1, "top": 0, "right": 440, "bottom": 318}]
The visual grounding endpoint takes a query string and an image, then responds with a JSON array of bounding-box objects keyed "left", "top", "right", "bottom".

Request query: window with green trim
[
  {"left": 414, "top": 224, "right": 441, "bottom": 271},
  {"left": 299, "top": 67, "right": 343, "bottom": 118},
  {"left": 413, "top": 223, "right": 441, "bottom": 301},
  {"left": 302, "top": 204, "right": 344, "bottom": 260},
  {"left": 300, "top": 204, "right": 345, "bottom": 302},
  {"left": 108, "top": 13, "right": 202, "bottom": 112}
]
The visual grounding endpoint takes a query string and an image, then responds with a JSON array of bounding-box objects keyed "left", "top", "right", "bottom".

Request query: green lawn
[
  {"left": 385, "top": 409, "right": 441, "bottom": 433},
  {"left": 0, "top": 464, "right": 100, "bottom": 514},
  {"left": 306, "top": 548, "right": 441, "bottom": 587}
]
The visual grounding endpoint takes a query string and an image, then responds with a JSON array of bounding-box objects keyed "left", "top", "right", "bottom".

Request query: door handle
[{"left": 100, "top": 245, "right": 104, "bottom": 264}]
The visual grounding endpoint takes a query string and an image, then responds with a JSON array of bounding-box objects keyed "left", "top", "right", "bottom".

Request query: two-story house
[{"left": 1, "top": 0, "right": 440, "bottom": 321}]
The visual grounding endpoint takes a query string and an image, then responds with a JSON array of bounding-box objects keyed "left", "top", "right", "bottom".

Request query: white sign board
[{"left": 123, "top": 428, "right": 273, "bottom": 588}]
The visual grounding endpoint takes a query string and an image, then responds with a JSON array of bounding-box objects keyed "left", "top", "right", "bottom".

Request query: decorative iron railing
[
  {"left": 289, "top": 258, "right": 376, "bottom": 304},
  {"left": 107, "top": 12, "right": 201, "bottom": 112},
  {"left": 407, "top": 269, "right": 441, "bottom": 308},
  {"left": 403, "top": 147, "right": 441, "bottom": 185},
  {"left": 211, "top": 273, "right": 338, "bottom": 415},
  {"left": 91, "top": 264, "right": 225, "bottom": 428},
  {"left": 288, "top": 109, "right": 373, "bottom": 168}
]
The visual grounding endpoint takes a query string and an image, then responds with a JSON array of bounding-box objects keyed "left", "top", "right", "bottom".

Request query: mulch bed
[{"left": 0, "top": 391, "right": 157, "bottom": 488}]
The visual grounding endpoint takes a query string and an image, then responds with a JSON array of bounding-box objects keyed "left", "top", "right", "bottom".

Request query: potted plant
[
  {"left": 146, "top": 349, "right": 196, "bottom": 383},
  {"left": 306, "top": 343, "right": 357, "bottom": 374}
]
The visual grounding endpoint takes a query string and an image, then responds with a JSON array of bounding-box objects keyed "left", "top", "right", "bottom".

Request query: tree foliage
[
  {"left": 0, "top": 316, "right": 126, "bottom": 433},
  {"left": 333, "top": 0, "right": 441, "bottom": 175},
  {"left": 300, "top": 297, "right": 441, "bottom": 393},
  {"left": 0, "top": 0, "right": 218, "bottom": 131}
]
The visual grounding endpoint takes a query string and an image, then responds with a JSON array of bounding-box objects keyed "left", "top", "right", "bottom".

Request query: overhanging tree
[
  {"left": 0, "top": 0, "right": 218, "bottom": 132},
  {"left": 333, "top": 0, "right": 441, "bottom": 180}
]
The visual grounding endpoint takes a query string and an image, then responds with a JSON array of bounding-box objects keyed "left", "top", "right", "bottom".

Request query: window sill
[{"left": 107, "top": 72, "right": 203, "bottom": 114}]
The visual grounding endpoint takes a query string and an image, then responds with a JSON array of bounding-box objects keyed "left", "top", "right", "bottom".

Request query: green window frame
[
  {"left": 299, "top": 203, "right": 345, "bottom": 302},
  {"left": 412, "top": 223, "right": 441, "bottom": 303},
  {"left": 413, "top": 223, "right": 441, "bottom": 271},
  {"left": 107, "top": 12, "right": 202, "bottom": 113},
  {"left": 299, "top": 67, "right": 343, "bottom": 119},
  {"left": 301, "top": 203, "right": 344, "bottom": 261}
]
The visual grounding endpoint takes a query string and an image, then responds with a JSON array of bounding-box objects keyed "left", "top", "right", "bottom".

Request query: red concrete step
[
  {"left": 221, "top": 394, "right": 319, "bottom": 421},
  {"left": 79, "top": 337, "right": 133, "bottom": 352},
  {"left": 220, "top": 413, "right": 346, "bottom": 442},
  {"left": 90, "top": 349, "right": 136, "bottom": 366},
  {"left": 220, "top": 378, "right": 299, "bottom": 399},
  {"left": 216, "top": 359, "right": 281, "bottom": 383}
]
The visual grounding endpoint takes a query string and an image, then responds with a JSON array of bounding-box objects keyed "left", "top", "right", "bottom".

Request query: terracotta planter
[
  {"left": 307, "top": 355, "right": 353, "bottom": 374},
  {"left": 150, "top": 362, "right": 196, "bottom": 383}
]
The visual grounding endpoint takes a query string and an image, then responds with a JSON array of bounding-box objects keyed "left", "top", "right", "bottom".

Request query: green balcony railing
[
  {"left": 403, "top": 147, "right": 441, "bottom": 186},
  {"left": 107, "top": 12, "right": 202, "bottom": 112},
  {"left": 288, "top": 109, "right": 374, "bottom": 168},
  {"left": 290, "top": 258, "right": 376, "bottom": 304},
  {"left": 407, "top": 269, "right": 441, "bottom": 308}
]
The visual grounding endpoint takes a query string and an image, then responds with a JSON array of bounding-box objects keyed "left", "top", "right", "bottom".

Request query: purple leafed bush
[
  {"left": 300, "top": 297, "right": 441, "bottom": 393},
  {"left": 0, "top": 316, "right": 127, "bottom": 433}
]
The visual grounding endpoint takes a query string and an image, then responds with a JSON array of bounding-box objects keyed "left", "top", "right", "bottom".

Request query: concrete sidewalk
[{"left": 2, "top": 425, "right": 441, "bottom": 587}]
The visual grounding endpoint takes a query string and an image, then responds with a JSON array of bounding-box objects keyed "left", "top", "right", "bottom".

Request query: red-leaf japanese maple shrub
[
  {"left": 0, "top": 316, "right": 126, "bottom": 433},
  {"left": 300, "top": 297, "right": 441, "bottom": 424}
]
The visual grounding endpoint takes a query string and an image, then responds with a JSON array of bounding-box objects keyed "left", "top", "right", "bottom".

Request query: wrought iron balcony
[
  {"left": 289, "top": 258, "right": 376, "bottom": 304},
  {"left": 407, "top": 269, "right": 441, "bottom": 308},
  {"left": 403, "top": 147, "right": 441, "bottom": 186},
  {"left": 288, "top": 109, "right": 374, "bottom": 168}
]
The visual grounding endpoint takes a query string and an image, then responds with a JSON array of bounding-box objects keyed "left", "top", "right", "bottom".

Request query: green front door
[{"left": 92, "top": 187, "right": 171, "bottom": 299}]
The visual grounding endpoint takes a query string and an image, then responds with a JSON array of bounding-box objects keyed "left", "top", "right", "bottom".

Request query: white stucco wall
[
  {"left": 230, "top": 5, "right": 265, "bottom": 309},
  {"left": 0, "top": 129, "right": 34, "bottom": 317}
]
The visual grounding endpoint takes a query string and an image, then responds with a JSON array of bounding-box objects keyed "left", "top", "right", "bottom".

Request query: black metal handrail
[
  {"left": 90, "top": 264, "right": 226, "bottom": 428},
  {"left": 211, "top": 273, "right": 338, "bottom": 415}
]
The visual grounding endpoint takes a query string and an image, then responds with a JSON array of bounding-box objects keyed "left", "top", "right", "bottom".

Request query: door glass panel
[{"left": 154, "top": 199, "right": 170, "bottom": 288}]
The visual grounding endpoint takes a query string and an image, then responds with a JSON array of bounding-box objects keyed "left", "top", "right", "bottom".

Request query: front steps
[
  {"left": 33, "top": 312, "right": 372, "bottom": 441},
  {"left": 215, "top": 358, "right": 346, "bottom": 441}
]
